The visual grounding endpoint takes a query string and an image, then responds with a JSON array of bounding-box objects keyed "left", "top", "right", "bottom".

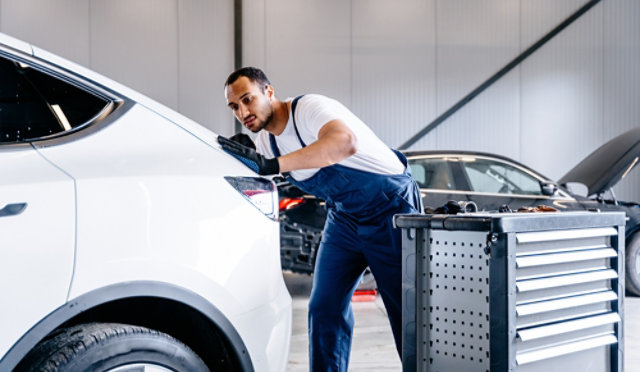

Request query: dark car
[{"left": 277, "top": 127, "right": 640, "bottom": 296}]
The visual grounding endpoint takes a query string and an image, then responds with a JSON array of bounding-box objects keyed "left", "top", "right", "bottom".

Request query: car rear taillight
[
  {"left": 225, "top": 177, "right": 278, "bottom": 221},
  {"left": 279, "top": 197, "right": 306, "bottom": 212}
]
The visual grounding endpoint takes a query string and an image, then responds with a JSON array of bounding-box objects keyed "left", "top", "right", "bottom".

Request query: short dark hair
[{"left": 225, "top": 67, "right": 271, "bottom": 90}]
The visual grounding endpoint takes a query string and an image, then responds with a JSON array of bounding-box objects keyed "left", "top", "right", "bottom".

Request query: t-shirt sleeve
[{"left": 296, "top": 95, "right": 342, "bottom": 139}]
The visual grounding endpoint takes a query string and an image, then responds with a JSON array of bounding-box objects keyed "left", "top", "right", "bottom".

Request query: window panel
[
  {"left": 462, "top": 158, "right": 543, "bottom": 195},
  {"left": 409, "top": 158, "right": 456, "bottom": 190},
  {"left": 0, "top": 55, "right": 109, "bottom": 143}
]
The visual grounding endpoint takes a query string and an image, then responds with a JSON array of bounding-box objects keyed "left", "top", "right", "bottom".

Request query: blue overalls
[{"left": 270, "top": 96, "right": 422, "bottom": 371}]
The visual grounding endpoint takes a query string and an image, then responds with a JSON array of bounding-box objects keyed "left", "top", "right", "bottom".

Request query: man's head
[
  {"left": 225, "top": 67, "right": 275, "bottom": 133},
  {"left": 225, "top": 67, "right": 271, "bottom": 90}
]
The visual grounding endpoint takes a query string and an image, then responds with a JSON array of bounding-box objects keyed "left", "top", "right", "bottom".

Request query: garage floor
[{"left": 284, "top": 272, "right": 640, "bottom": 371}]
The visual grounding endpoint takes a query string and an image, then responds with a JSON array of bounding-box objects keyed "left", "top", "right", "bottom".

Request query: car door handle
[{"left": 0, "top": 203, "right": 27, "bottom": 217}]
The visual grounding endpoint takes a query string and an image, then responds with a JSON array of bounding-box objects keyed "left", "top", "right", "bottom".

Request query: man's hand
[
  {"left": 229, "top": 133, "right": 256, "bottom": 150},
  {"left": 218, "top": 135, "right": 280, "bottom": 175}
]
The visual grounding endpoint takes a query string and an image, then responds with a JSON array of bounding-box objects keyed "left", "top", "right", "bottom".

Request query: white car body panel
[
  {"left": 1, "top": 33, "right": 291, "bottom": 371},
  {"left": 0, "top": 147, "right": 75, "bottom": 357},
  {"left": 232, "top": 286, "right": 292, "bottom": 372},
  {"left": 34, "top": 102, "right": 291, "bottom": 371}
]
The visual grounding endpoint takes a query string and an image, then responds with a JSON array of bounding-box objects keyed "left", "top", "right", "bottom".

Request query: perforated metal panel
[
  {"left": 397, "top": 212, "right": 625, "bottom": 372},
  {"left": 422, "top": 230, "right": 491, "bottom": 372}
]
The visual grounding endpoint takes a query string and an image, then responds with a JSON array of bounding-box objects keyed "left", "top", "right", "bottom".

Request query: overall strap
[
  {"left": 268, "top": 94, "right": 306, "bottom": 156},
  {"left": 269, "top": 133, "right": 281, "bottom": 157},
  {"left": 290, "top": 95, "right": 306, "bottom": 147}
]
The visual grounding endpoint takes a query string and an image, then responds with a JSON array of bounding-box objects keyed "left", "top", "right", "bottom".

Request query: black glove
[
  {"left": 229, "top": 133, "right": 256, "bottom": 150},
  {"left": 218, "top": 135, "right": 280, "bottom": 175}
]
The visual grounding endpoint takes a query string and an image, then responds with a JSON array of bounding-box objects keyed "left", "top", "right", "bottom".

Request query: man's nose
[{"left": 238, "top": 104, "right": 250, "bottom": 119}]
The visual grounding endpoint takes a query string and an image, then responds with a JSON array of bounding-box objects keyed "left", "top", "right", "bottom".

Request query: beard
[{"left": 248, "top": 104, "right": 274, "bottom": 133}]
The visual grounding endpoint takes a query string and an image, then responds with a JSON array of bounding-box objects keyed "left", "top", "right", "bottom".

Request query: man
[{"left": 219, "top": 67, "right": 421, "bottom": 371}]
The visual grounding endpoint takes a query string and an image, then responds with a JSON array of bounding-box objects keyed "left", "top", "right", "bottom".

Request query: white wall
[
  {"left": 1, "top": 0, "right": 639, "bottom": 200},
  {"left": 243, "top": 0, "right": 640, "bottom": 201},
  {"left": 0, "top": 0, "right": 236, "bottom": 135}
]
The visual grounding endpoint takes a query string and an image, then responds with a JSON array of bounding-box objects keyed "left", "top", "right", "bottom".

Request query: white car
[{"left": 0, "top": 33, "right": 291, "bottom": 372}]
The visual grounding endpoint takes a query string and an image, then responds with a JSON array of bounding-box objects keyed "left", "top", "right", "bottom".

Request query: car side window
[
  {"left": 409, "top": 158, "right": 456, "bottom": 190},
  {"left": 0, "top": 55, "right": 110, "bottom": 143},
  {"left": 462, "top": 158, "right": 543, "bottom": 195}
]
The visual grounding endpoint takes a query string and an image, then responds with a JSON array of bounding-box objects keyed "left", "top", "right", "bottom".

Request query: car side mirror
[{"left": 540, "top": 181, "right": 557, "bottom": 196}]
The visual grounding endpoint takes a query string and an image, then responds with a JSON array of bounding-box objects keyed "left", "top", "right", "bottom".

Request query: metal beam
[
  {"left": 234, "top": 0, "right": 243, "bottom": 132},
  {"left": 398, "top": 0, "right": 603, "bottom": 150}
]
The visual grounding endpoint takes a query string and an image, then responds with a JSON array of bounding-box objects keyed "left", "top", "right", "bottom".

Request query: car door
[
  {"left": 408, "top": 155, "right": 472, "bottom": 208},
  {"left": 0, "top": 147, "right": 75, "bottom": 357},
  {"left": 408, "top": 154, "right": 576, "bottom": 212},
  {"left": 0, "top": 49, "right": 76, "bottom": 357},
  {"left": 456, "top": 155, "right": 570, "bottom": 211}
]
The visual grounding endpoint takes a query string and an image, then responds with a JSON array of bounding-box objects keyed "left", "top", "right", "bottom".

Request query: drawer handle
[
  {"left": 517, "top": 312, "right": 620, "bottom": 341},
  {"left": 516, "top": 333, "right": 617, "bottom": 365}
]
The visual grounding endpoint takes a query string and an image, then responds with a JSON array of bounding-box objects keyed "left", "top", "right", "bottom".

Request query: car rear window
[{"left": 0, "top": 55, "right": 110, "bottom": 143}]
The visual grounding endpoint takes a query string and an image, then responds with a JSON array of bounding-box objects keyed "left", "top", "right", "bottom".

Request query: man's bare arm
[{"left": 277, "top": 119, "right": 357, "bottom": 173}]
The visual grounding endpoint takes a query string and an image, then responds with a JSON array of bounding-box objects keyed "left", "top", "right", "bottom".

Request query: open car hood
[{"left": 559, "top": 127, "right": 640, "bottom": 196}]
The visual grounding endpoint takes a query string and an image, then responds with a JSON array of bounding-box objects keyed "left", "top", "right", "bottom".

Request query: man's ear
[{"left": 265, "top": 84, "right": 275, "bottom": 99}]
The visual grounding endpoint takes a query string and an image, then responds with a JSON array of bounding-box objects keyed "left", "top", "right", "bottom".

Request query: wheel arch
[
  {"left": 626, "top": 223, "right": 640, "bottom": 242},
  {"left": 624, "top": 227, "right": 640, "bottom": 296},
  {"left": 1, "top": 281, "right": 254, "bottom": 372}
]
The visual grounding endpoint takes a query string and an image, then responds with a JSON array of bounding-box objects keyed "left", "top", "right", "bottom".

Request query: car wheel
[
  {"left": 626, "top": 233, "right": 640, "bottom": 296},
  {"left": 17, "top": 323, "right": 209, "bottom": 372}
]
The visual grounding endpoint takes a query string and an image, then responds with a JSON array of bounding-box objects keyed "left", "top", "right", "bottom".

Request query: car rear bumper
[{"left": 232, "top": 276, "right": 292, "bottom": 372}]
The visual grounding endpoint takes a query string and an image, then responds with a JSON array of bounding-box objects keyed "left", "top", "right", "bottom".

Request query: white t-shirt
[{"left": 256, "top": 94, "right": 405, "bottom": 181}]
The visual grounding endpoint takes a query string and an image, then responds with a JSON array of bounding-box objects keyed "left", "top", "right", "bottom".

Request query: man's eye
[{"left": 243, "top": 97, "right": 252, "bottom": 104}]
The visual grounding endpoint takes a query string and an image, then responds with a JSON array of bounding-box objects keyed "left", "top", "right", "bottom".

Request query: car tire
[
  {"left": 16, "top": 323, "right": 210, "bottom": 372},
  {"left": 626, "top": 233, "right": 640, "bottom": 296}
]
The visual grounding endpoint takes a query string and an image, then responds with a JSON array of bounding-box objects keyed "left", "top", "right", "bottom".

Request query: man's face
[{"left": 225, "top": 76, "right": 274, "bottom": 133}]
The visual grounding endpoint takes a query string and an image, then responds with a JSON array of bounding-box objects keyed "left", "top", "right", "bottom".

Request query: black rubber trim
[
  {"left": 30, "top": 100, "right": 133, "bottom": 149},
  {"left": 0, "top": 281, "right": 254, "bottom": 372},
  {"left": 399, "top": 0, "right": 603, "bottom": 150}
]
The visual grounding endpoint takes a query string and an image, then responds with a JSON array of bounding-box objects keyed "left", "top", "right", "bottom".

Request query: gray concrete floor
[
  {"left": 284, "top": 272, "right": 400, "bottom": 371},
  {"left": 284, "top": 272, "right": 640, "bottom": 371}
]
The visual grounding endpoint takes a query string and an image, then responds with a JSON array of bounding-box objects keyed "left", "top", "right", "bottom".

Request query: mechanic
[{"left": 219, "top": 67, "right": 422, "bottom": 371}]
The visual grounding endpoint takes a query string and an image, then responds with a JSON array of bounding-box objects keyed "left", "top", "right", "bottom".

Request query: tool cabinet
[{"left": 394, "top": 212, "right": 625, "bottom": 372}]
